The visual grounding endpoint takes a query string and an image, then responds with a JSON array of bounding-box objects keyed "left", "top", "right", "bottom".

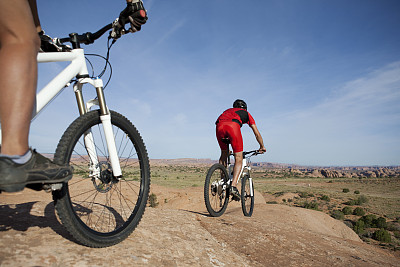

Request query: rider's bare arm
[{"left": 249, "top": 124, "right": 266, "bottom": 153}]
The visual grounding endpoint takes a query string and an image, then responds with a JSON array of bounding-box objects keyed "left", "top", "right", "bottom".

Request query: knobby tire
[
  {"left": 52, "top": 110, "right": 150, "bottom": 247},
  {"left": 241, "top": 175, "right": 254, "bottom": 217},
  {"left": 204, "top": 163, "right": 229, "bottom": 217}
]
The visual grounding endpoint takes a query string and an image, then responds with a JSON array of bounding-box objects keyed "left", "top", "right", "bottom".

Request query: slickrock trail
[{"left": 0, "top": 185, "right": 399, "bottom": 266}]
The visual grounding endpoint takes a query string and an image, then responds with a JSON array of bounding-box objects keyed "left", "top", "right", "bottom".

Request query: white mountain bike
[
  {"left": 204, "top": 139, "right": 261, "bottom": 217},
  {"left": 0, "top": 23, "right": 150, "bottom": 247}
]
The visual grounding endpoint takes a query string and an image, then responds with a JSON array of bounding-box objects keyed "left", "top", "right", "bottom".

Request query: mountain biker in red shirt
[
  {"left": 0, "top": 0, "right": 147, "bottom": 193},
  {"left": 216, "top": 99, "right": 266, "bottom": 200}
]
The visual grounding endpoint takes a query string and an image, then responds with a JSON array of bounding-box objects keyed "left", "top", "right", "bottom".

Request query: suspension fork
[
  {"left": 74, "top": 78, "right": 122, "bottom": 178},
  {"left": 249, "top": 176, "right": 254, "bottom": 197}
]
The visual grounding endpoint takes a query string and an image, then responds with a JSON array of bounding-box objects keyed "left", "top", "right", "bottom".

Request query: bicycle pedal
[{"left": 43, "top": 183, "right": 63, "bottom": 192}]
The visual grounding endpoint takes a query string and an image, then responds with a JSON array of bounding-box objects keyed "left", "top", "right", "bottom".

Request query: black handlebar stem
[{"left": 60, "top": 23, "right": 113, "bottom": 48}]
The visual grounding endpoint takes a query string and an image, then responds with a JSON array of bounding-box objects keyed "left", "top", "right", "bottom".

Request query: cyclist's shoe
[
  {"left": 39, "top": 31, "right": 71, "bottom": 52},
  {"left": 230, "top": 186, "right": 241, "bottom": 201},
  {"left": 0, "top": 149, "right": 72, "bottom": 193}
]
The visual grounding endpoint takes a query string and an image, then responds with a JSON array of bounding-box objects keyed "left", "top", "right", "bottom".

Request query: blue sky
[{"left": 29, "top": 0, "right": 400, "bottom": 166}]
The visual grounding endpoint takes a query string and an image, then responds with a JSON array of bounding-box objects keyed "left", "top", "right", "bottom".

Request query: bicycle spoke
[{"left": 54, "top": 110, "right": 149, "bottom": 247}]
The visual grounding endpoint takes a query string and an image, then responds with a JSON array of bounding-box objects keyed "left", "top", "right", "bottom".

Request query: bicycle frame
[
  {"left": 227, "top": 153, "right": 255, "bottom": 197},
  {"left": 0, "top": 49, "right": 122, "bottom": 177}
]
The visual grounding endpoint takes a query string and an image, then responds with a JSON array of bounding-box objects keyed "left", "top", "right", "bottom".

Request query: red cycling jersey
[
  {"left": 215, "top": 108, "right": 255, "bottom": 127},
  {"left": 215, "top": 108, "right": 256, "bottom": 153}
]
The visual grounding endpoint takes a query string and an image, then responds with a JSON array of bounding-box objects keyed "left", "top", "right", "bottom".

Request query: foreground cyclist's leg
[
  {"left": 0, "top": 0, "right": 72, "bottom": 192},
  {"left": 0, "top": 0, "right": 39, "bottom": 156}
]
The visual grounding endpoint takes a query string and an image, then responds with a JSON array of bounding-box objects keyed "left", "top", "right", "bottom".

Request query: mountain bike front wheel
[
  {"left": 204, "top": 163, "right": 230, "bottom": 217},
  {"left": 52, "top": 110, "right": 150, "bottom": 247},
  {"left": 241, "top": 175, "right": 254, "bottom": 217}
]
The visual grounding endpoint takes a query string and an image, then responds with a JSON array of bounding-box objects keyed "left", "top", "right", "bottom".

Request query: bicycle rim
[
  {"left": 204, "top": 164, "right": 229, "bottom": 217},
  {"left": 53, "top": 110, "right": 150, "bottom": 247},
  {"left": 241, "top": 175, "right": 254, "bottom": 217}
]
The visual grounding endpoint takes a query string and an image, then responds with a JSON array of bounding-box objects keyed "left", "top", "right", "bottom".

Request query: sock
[{"left": 0, "top": 149, "right": 32, "bottom": 164}]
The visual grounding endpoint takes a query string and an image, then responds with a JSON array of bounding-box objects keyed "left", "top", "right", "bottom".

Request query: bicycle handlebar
[
  {"left": 243, "top": 150, "right": 263, "bottom": 157},
  {"left": 59, "top": 11, "right": 146, "bottom": 48},
  {"left": 59, "top": 23, "right": 113, "bottom": 48},
  {"left": 229, "top": 150, "right": 264, "bottom": 157}
]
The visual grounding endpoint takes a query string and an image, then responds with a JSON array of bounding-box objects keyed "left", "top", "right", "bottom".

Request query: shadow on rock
[{"left": 0, "top": 201, "right": 75, "bottom": 243}]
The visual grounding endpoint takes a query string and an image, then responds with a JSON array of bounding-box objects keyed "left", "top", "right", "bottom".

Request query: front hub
[{"left": 92, "top": 161, "right": 119, "bottom": 193}]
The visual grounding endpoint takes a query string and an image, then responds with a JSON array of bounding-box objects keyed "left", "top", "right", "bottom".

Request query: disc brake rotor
[{"left": 92, "top": 161, "right": 118, "bottom": 193}]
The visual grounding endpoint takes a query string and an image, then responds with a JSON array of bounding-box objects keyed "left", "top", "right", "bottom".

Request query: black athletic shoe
[
  {"left": 0, "top": 149, "right": 72, "bottom": 192},
  {"left": 230, "top": 186, "right": 241, "bottom": 201}
]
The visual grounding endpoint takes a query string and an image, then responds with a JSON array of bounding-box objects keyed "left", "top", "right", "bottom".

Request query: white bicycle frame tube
[
  {"left": 35, "top": 50, "right": 88, "bottom": 118},
  {"left": 228, "top": 157, "right": 253, "bottom": 197},
  {"left": 0, "top": 50, "right": 122, "bottom": 177}
]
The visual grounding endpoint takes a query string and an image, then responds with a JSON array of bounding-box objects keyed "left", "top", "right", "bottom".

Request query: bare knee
[
  {"left": 0, "top": 24, "right": 40, "bottom": 55},
  {"left": 0, "top": 35, "right": 40, "bottom": 56}
]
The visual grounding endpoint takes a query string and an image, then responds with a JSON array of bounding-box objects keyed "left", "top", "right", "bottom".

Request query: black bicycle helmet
[{"left": 233, "top": 99, "right": 247, "bottom": 110}]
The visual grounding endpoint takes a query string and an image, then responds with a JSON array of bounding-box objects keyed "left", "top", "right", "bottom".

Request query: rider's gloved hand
[{"left": 118, "top": 0, "right": 148, "bottom": 33}]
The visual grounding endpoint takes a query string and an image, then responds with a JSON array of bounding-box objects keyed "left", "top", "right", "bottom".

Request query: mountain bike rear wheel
[
  {"left": 53, "top": 110, "right": 150, "bottom": 247},
  {"left": 241, "top": 175, "right": 254, "bottom": 217},
  {"left": 204, "top": 163, "right": 229, "bottom": 217}
]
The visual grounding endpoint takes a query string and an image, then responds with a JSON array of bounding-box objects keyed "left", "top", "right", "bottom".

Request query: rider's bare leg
[
  {"left": 0, "top": 0, "right": 40, "bottom": 156},
  {"left": 231, "top": 152, "right": 243, "bottom": 187},
  {"left": 28, "top": 0, "right": 43, "bottom": 32}
]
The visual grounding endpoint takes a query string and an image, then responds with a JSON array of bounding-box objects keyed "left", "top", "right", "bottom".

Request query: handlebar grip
[{"left": 137, "top": 10, "right": 147, "bottom": 19}]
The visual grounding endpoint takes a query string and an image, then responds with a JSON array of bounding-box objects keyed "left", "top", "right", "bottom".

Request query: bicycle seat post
[{"left": 222, "top": 138, "right": 231, "bottom": 165}]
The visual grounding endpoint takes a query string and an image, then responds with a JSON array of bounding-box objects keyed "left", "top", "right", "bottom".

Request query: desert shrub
[
  {"left": 299, "top": 192, "right": 309, "bottom": 198},
  {"left": 344, "top": 199, "right": 356, "bottom": 206},
  {"left": 274, "top": 192, "right": 285, "bottom": 197},
  {"left": 361, "top": 214, "right": 377, "bottom": 228},
  {"left": 331, "top": 210, "right": 344, "bottom": 220},
  {"left": 355, "top": 195, "right": 368, "bottom": 205},
  {"left": 287, "top": 199, "right": 293, "bottom": 203},
  {"left": 354, "top": 190, "right": 360, "bottom": 194},
  {"left": 354, "top": 220, "right": 365, "bottom": 235},
  {"left": 343, "top": 188, "right": 350, "bottom": 193},
  {"left": 321, "top": 195, "right": 331, "bottom": 202},
  {"left": 303, "top": 201, "right": 319, "bottom": 210},
  {"left": 266, "top": 201, "right": 278, "bottom": 204},
  {"left": 394, "top": 231, "right": 400, "bottom": 239},
  {"left": 148, "top": 193, "right": 159, "bottom": 208},
  {"left": 353, "top": 207, "right": 366, "bottom": 216},
  {"left": 344, "top": 195, "right": 369, "bottom": 206},
  {"left": 375, "top": 217, "right": 387, "bottom": 229},
  {"left": 342, "top": 206, "right": 353, "bottom": 215},
  {"left": 373, "top": 229, "right": 391, "bottom": 243},
  {"left": 344, "top": 220, "right": 354, "bottom": 229}
]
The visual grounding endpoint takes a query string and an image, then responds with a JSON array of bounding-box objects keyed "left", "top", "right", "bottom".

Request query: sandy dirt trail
[{"left": 0, "top": 185, "right": 399, "bottom": 267}]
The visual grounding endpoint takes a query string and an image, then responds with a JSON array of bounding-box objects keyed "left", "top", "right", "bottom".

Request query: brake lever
[{"left": 110, "top": 18, "right": 127, "bottom": 40}]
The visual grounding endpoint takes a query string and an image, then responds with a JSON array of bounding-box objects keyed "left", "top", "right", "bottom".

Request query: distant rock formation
[{"left": 290, "top": 167, "right": 400, "bottom": 178}]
